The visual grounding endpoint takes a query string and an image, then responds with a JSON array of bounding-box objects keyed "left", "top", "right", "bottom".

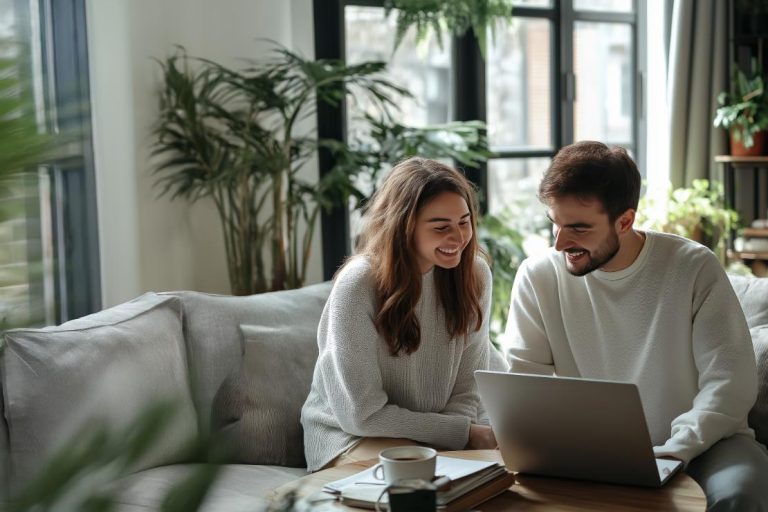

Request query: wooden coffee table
[{"left": 283, "top": 449, "right": 707, "bottom": 511}]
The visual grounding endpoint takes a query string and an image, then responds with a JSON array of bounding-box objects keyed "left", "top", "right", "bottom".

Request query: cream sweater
[
  {"left": 301, "top": 256, "right": 502, "bottom": 472},
  {"left": 501, "top": 231, "right": 757, "bottom": 463}
]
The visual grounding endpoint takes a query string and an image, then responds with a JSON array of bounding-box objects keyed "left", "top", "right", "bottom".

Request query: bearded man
[{"left": 502, "top": 140, "right": 768, "bottom": 512}]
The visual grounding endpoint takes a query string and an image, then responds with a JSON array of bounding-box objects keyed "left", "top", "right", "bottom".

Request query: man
[{"left": 502, "top": 141, "right": 768, "bottom": 511}]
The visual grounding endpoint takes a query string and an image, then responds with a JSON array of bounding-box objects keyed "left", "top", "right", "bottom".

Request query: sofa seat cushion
[
  {"left": 0, "top": 293, "right": 198, "bottom": 490},
  {"left": 211, "top": 323, "right": 319, "bottom": 467},
  {"left": 112, "top": 464, "right": 307, "bottom": 512}
]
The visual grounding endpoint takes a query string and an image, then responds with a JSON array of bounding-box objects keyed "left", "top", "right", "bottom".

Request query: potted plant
[
  {"left": 153, "top": 46, "right": 491, "bottom": 295},
  {"left": 713, "top": 63, "right": 768, "bottom": 156},
  {"left": 384, "top": 0, "right": 515, "bottom": 57},
  {"left": 636, "top": 179, "right": 739, "bottom": 263}
]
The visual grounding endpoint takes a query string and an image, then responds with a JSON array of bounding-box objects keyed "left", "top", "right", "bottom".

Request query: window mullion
[
  {"left": 453, "top": 29, "right": 488, "bottom": 212},
  {"left": 560, "top": 0, "right": 576, "bottom": 147}
]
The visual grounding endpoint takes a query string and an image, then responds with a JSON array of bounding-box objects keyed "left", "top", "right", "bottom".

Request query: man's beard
[{"left": 563, "top": 230, "right": 620, "bottom": 276}]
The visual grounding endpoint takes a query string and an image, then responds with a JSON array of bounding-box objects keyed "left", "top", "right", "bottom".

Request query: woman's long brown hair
[{"left": 353, "top": 157, "right": 487, "bottom": 356}]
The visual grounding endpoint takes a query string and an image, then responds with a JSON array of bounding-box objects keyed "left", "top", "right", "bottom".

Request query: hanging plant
[{"left": 384, "top": 0, "right": 515, "bottom": 58}]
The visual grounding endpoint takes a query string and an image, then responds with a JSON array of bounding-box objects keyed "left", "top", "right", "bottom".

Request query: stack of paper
[{"left": 323, "top": 456, "right": 515, "bottom": 511}]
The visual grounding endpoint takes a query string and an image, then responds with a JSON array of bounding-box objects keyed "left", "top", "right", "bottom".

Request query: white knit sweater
[
  {"left": 301, "top": 256, "right": 498, "bottom": 471},
  {"left": 501, "top": 231, "right": 757, "bottom": 463}
]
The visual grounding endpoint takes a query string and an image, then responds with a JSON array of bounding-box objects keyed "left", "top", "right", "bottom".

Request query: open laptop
[{"left": 475, "top": 370, "right": 683, "bottom": 487}]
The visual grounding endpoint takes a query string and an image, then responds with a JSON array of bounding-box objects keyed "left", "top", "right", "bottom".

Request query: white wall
[{"left": 87, "top": 0, "right": 320, "bottom": 307}]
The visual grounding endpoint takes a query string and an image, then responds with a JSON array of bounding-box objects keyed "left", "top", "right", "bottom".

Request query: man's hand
[{"left": 465, "top": 424, "right": 497, "bottom": 449}]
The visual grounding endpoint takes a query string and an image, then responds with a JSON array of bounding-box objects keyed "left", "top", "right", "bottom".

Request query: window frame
[{"left": 314, "top": 0, "right": 643, "bottom": 279}]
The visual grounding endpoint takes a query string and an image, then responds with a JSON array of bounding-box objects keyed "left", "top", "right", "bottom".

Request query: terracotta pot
[{"left": 730, "top": 129, "right": 766, "bottom": 157}]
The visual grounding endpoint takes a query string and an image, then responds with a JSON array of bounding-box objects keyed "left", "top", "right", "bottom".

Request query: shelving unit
[
  {"left": 715, "top": 156, "right": 768, "bottom": 225},
  {"left": 727, "top": 250, "right": 768, "bottom": 276},
  {"left": 715, "top": 156, "right": 768, "bottom": 277},
  {"left": 716, "top": 1, "right": 768, "bottom": 276}
]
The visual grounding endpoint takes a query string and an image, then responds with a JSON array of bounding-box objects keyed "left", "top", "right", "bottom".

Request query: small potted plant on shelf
[
  {"left": 636, "top": 179, "right": 739, "bottom": 265},
  {"left": 713, "top": 62, "right": 768, "bottom": 156}
]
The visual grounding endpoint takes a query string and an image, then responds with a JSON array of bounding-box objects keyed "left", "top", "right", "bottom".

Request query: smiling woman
[
  {"left": 300, "top": 156, "right": 508, "bottom": 473},
  {"left": 414, "top": 191, "right": 473, "bottom": 273}
]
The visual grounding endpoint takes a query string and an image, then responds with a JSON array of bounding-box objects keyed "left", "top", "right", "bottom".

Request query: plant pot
[{"left": 730, "top": 129, "right": 766, "bottom": 157}]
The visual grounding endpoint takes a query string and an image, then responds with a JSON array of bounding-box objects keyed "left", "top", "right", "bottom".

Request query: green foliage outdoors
[
  {"left": 637, "top": 179, "right": 738, "bottom": 263},
  {"left": 713, "top": 61, "right": 768, "bottom": 148},
  {"left": 153, "top": 44, "right": 490, "bottom": 295},
  {"left": 0, "top": 41, "right": 57, "bottom": 221},
  {"left": 0, "top": 40, "right": 63, "bottom": 329},
  {"left": 0, "top": 44, "right": 68, "bottom": 216},
  {"left": 384, "top": 0, "right": 515, "bottom": 58},
  {"left": 478, "top": 210, "right": 526, "bottom": 345}
]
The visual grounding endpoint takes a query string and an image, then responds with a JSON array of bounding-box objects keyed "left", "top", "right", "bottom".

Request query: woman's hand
[{"left": 465, "top": 424, "right": 497, "bottom": 449}]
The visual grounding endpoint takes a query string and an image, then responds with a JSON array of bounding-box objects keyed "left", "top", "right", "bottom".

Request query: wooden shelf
[
  {"left": 714, "top": 155, "right": 768, "bottom": 163},
  {"left": 742, "top": 227, "right": 768, "bottom": 238},
  {"left": 728, "top": 249, "right": 768, "bottom": 260}
]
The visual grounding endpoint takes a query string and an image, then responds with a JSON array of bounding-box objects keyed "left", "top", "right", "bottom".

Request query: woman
[{"left": 301, "top": 157, "right": 502, "bottom": 472}]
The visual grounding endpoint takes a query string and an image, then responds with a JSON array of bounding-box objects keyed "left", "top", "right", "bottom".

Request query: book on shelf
[{"left": 322, "top": 455, "right": 515, "bottom": 511}]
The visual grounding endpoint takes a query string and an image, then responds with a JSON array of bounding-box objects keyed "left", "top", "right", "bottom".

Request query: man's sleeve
[
  {"left": 501, "top": 259, "right": 556, "bottom": 375},
  {"left": 654, "top": 256, "right": 758, "bottom": 464}
]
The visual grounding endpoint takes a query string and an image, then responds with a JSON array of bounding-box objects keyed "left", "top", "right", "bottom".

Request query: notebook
[{"left": 475, "top": 370, "right": 683, "bottom": 487}]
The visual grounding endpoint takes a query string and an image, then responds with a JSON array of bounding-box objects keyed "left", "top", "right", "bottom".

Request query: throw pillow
[
  {"left": 211, "top": 323, "right": 319, "bottom": 467},
  {"left": 171, "top": 281, "right": 331, "bottom": 436},
  {"left": 749, "top": 325, "right": 768, "bottom": 448},
  {"left": 0, "top": 293, "right": 198, "bottom": 489},
  {"left": 728, "top": 275, "right": 768, "bottom": 329}
]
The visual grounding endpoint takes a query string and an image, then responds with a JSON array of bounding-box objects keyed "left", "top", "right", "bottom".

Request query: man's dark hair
[{"left": 538, "top": 141, "right": 641, "bottom": 221}]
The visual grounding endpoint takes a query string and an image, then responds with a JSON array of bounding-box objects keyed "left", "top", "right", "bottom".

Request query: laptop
[{"left": 475, "top": 370, "right": 683, "bottom": 487}]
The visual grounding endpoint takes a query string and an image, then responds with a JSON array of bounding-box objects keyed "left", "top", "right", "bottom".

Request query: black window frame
[{"left": 314, "top": 0, "right": 643, "bottom": 279}]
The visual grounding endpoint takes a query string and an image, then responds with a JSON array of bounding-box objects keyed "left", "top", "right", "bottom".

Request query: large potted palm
[{"left": 152, "top": 46, "right": 491, "bottom": 294}]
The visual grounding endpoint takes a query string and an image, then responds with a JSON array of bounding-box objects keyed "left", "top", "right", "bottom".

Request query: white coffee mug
[{"left": 372, "top": 446, "right": 437, "bottom": 484}]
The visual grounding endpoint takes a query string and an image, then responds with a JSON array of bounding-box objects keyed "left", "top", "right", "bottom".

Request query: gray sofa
[
  {"left": 0, "top": 275, "right": 766, "bottom": 511},
  {"left": 0, "top": 281, "right": 333, "bottom": 511}
]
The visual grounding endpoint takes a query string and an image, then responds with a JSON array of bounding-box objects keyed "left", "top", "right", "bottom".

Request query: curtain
[{"left": 666, "top": 0, "right": 728, "bottom": 188}]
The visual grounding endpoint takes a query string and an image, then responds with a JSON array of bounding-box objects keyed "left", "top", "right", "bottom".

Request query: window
[
  {"left": 314, "top": 0, "right": 642, "bottom": 278},
  {"left": 0, "top": 0, "right": 99, "bottom": 326},
  {"left": 485, "top": 1, "right": 639, "bottom": 218}
]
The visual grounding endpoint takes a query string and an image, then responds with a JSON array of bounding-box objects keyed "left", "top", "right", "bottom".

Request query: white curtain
[{"left": 666, "top": 0, "right": 728, "bottom": 188}]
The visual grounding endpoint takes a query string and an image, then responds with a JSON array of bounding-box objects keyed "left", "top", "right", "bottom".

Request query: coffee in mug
[{"left": 373, "top": 446, "right": 437, "bottom": 484}]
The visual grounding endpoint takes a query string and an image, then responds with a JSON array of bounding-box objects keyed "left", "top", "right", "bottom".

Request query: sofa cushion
[
  {"left": 112, "top": 463, "right": 306, "bottom": 512},
  {"left": 0, "top": 293, "right": 198, "bottom": 489},
  {"left": 728, "top": 274, "right": 768, "bottom": 329},
  {"left": 170, "top": 282, "right": 331, "bottom": 437},
  {"left": 0, "top": 376, "right": 8, "bottom": 497},
  {"left": 211, "top": 323, "right": 319, "bottom": 467},
  {"left": 729, "top": 274, "right": 768, "bottom": 446},
  {"left": 749, "top": 325, "right": 768, "bottom": 448}
]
